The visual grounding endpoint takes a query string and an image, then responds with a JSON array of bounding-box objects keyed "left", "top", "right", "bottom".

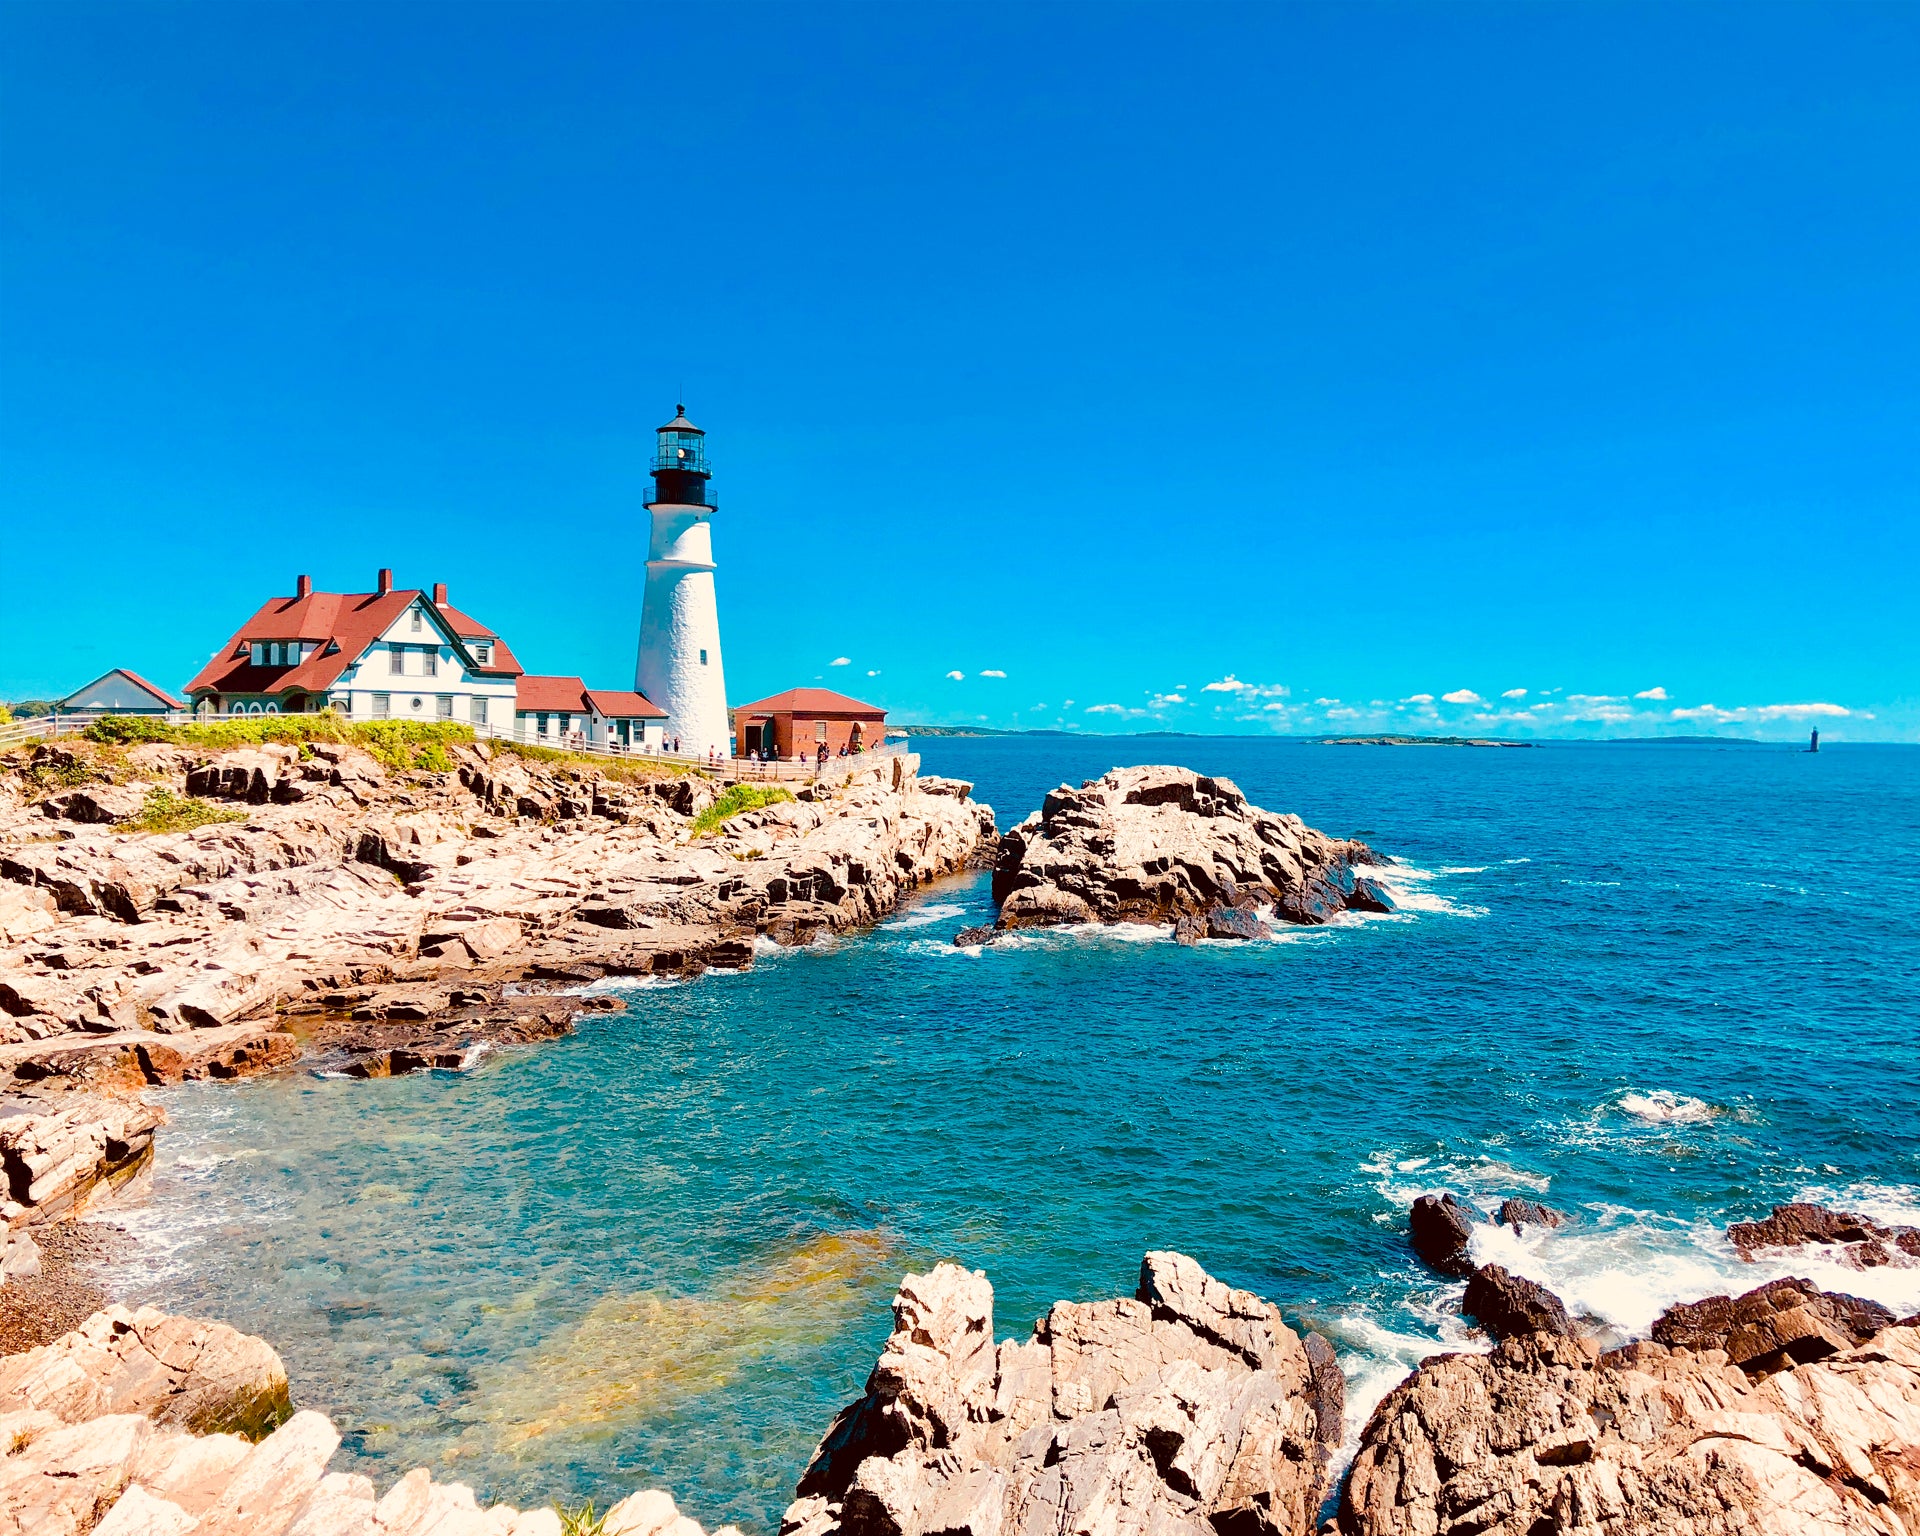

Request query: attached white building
[{"left": 515, "top": 676, "right": 667, "bottom": 751}]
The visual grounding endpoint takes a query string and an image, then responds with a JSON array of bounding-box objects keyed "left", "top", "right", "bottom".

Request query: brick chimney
[
  {"left": 432, "top": 582, "right": 448, "bottom": 605},
  {"left": 376, "top": 568, "right": 393, "bottom": 595},
  {"left": 296, "top": 573, "right": 312, "bottom": 598}
]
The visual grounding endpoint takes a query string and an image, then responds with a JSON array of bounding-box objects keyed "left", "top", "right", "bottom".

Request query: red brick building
[{"left": 731, "top": 688, "right": 886, "bottom": 759}]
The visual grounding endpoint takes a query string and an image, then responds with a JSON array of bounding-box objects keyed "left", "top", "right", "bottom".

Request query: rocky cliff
[
  {"left": 0, "top": 740, "right": 993, "bottom": 1089},
  {"left": 987, "top": 767, "right": 1389, "bottom": 941}
]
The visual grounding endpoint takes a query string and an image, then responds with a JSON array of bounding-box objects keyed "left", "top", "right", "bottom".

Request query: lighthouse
[{"left": 634, "top": 405, "right": 730, "bottom": 758}]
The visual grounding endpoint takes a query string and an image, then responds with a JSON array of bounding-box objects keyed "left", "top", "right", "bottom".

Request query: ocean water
[{"left": 110, "top": 738, "right": 1920, "bottom": 1527}]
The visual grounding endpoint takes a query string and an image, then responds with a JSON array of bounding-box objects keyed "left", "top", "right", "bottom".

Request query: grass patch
[
  {"left": 489, "top": 738, "right": 698, "bottom": 783},
  {"left": 115, "top": 787, "right": 249, "bottom": 835},
  {"left": 558, "top": 1504, "right": 609, "bottom": 1536},
  {"left": 81, "top": 714, "right": 473, "bottom": 772},
  {"left": 690, "top": 782, "right": 794, "bottom": 837}
]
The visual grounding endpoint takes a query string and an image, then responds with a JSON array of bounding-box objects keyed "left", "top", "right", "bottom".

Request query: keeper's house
[{"left": 185, "top": 570, "right": 524, "bottom": 725}]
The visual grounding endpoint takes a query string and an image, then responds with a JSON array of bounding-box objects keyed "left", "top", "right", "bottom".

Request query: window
[
  {"left": 389, "top": 645, "right": 406, "bottom": 676},
  {"left": 814, "top": 721, "right": 828, "bottom": 742},
  {"left": 423, "top": 649, "right": 438, "bottom": 678},
  {"left": 700, "top": 648, "right": 708, "bottom": 665},
  {"left": 251, "top": 642, "right": 266, "bottom": 666},
  {"left": 411, "top": 610, "right": 423, "bottom": 633},
  {"left": 474, "top": 642, "right": 492, "bottom": 665},
  {"left": 372, "top": 693, "right": 391, "bottom": 719},
  {"left": 470, "top": 696, "right": 488, "bottom": 725},
  {"left": 410, "top": 696, "right": 424, "bottom": 712},
  {"left": 437, "top": 695, "right": 453, "bottom": 718}
]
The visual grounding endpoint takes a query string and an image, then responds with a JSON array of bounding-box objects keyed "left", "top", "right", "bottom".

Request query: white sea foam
[
  {"left": 1357, "top": 863, "right": 1489, "bottom": 919},
  {"left": 1468, "top": 1202, "right": 1920, "bottom": 1334},
  {"left": 1616, "top": 1089, "right": 1720, "bottom": 1124},
  {"left": 1438, "top": 865, "right": 1489, "bottom": 875},
  {"left": 1792, "top": 1179, "right": 1920, "bottom": 1228},
  {"left": 1361, "top": 1148, "right": 1550, "bottom": 1210},
  {"left": 881, "top": 901, "right": 970, "bottom": 932},
  {"left": 1319, "top": 1294, "right": 1484, "bottom": 1472}
]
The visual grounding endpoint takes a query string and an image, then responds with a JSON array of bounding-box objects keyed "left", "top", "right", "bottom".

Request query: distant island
[{"left": 1319, "top": 735, "right": 1537, "bottom": 748}]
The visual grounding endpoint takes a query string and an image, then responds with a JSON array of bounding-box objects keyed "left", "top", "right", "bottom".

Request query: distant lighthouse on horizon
[{"left": 634, "top": 404, "right": 730, "bottom": 758}]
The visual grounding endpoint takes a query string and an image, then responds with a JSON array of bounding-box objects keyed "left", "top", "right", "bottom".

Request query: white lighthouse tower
[{"left": 634, "top": 405, "right": 730, "bottom": 758}]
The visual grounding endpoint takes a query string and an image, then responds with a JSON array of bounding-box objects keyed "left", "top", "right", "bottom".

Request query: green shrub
[
  {"left": 689, "top": 782, "right": 795, "bottom": 837},
  {"left": 558, "top": 1504, "right": 609, "bottom": 1536},
  {"left": 82, "top": 714, "right": 475, "bottom": 771},
  {"left": 115, "top": 787, "right": 248, "bottom": 835},
  {"left": 489, "top": 738, "right": 697, "bottom": 783}
]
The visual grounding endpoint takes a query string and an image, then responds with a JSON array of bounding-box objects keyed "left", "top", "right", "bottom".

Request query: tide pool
[{"left": 111, "top": 738, "right": 1920, "bottom": 1529}]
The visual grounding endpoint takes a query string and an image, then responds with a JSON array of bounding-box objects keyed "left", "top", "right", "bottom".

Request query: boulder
[
  {"left": 1497, "top": 1197, "right": 1565, "bottom": 1230},
  {"left": 0, "top": 1304, "right": 291, "bottom": 1437},
  {"left": 1339, "top": 1321, "right": 1920, "bottom": 1535},
  {"left": 1651, "top": 1277, "right": 1897, "bottom": 1378},
  {"left": 951, "top": 925, "right": 996, "bottom": 948},
  {"left": 1408, "top": 1192, "right": 1477, "bottom": 1277},
  {"left": 0, "top": 1099, "right": 165, "bottom": 1226},
  {"left": 1728, "top": 1201, "right": 1920, "bottom": 1268},
  {"left": 1204, "top": 902, "right": 1271, "bottom": 941},
  {"left": 782, "top": 1250, "right": 1341, "bottom": 1536},
  {"left": 44, "top": 783, "right": 151, "bottom": 825},
  {"left": 1462, "top": 1263, "right": 1574, "bottom": 1340},
  {"left": 990, "top": 766, "right": 1382, "bottom": 934}
]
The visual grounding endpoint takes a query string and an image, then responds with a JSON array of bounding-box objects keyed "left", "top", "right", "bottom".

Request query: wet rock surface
[
  {"left": 781, "top": 1250, "right": 1342, "bottom": 1536},
  {"left": 1462, "top": 1263, "right": 1574, "bottom": 1341},
  {"left": 1408, "top": 1193, "right": 1478, "bottom": 1278},
  {"left": 990, "top": 766, "right": 1385, "bottom": 934},
  {"left": 1729, "top": 1200, "right": 1920, "bottom": 1269},
  {"left": 1651, "top": 1276, "right": 1897, "bottom": 1378}
]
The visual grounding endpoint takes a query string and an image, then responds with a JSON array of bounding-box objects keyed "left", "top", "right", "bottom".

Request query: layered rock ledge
[
  {"left": 781, "top": 1249, "right": 1344, "bottom": 1536},
  {"left": 0, "top": 740, "right": 993, "bottom": 1090},
  {"left": 985, "top": 766, "right": 1389, "bottom": 942}
]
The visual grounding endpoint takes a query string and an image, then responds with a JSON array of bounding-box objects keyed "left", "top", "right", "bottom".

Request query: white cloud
[
  {"left": 866, "top": 669, "right": 880, "bottom": 677},
  {"left": 945, "top": 670, "right": 964, "bottom": 681},
  {"left": 1149, "top": 692, "right": 1186, "bottom": 708},
  {"left": 1756, "top": 701, "right": 1849, "bottom": 719},
  {"left": 829, "top": 657, "right": 851, "bottom": 667},
  {"left": 1314, "top": 697, "right": 1339, "bottom": 706},
  {"left": 1202, "top": 675, "right": 1247, "bottom": 693},
  {"left": 1402, "top": 693, "right": 1434, "bottom": 705},
  {"left": 1442, "top": 689, "right": 1483, "bottom": 705},
  {"left": 1261, "top": 701, "right": 1289, "bottom": 712},
  {"left": 1501, "top": 688, "right": 1528, "bottom": 700},
  {"left": 1670, "top": 704, "right": 1740, "bottom": 722},
  {"left": 1567, "top": 694, "right": 1625, "bottom": 705},
  {"left": 1634, "top": 686, "right": 1667, "bottom": 701},
  {"left": 1063, "top": 699, "right": 1074, "bottom": 709},
  {"left": 1086, "top": 703, "right": 1128, "bottom": 715},
  {"left": 1031, "top": 703, "right": 1048, "bottom": 712},
  {"left": 980, "top": 669, "right": 1007, "bottom": 679}
]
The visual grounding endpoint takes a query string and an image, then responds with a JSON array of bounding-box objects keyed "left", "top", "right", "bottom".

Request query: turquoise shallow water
[{"left": 113, "top": 739, "right": 1920, "bottom": 1527}]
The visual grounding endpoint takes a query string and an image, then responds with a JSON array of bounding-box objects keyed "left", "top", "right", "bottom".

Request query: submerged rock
[
  {"left": 782, "top": 1250, "right": 1343, "bottom": 1536},
  {"left": 1497, "top": 1197, "right": 1565, "bottom": 1231},
  {"left": 1339, "top": 1319, "right": 1920, "bottom": 1535},
  {"left": 990, "top": 765, "right": 1382, "bottom": 935}
]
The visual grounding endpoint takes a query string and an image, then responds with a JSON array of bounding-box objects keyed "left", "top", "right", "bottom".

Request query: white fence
[{"left": 0, "top": 710, "right": 909, "bottom": 787}]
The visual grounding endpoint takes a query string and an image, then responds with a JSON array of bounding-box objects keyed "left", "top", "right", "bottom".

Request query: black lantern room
[{"left": 651, "top": 404, "right": 714, "bottom": 508}]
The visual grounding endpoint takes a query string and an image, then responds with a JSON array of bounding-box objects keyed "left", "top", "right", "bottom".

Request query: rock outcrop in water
[
  {"left": 988, "top": 766, "right": 1388, "bottom": 940},
  {"left": 1338, "top": 1315, "right": 1920, "bottom": 1535},
  {"left": 780, "top": 1250, "right": 1344, "bottom": 1536},
  {"left": 1728, "top": 1201, "right": 1920, "bottom": 1269},
  {"left": 0, "top": 741, "right": 992, "bottom": 1089}
]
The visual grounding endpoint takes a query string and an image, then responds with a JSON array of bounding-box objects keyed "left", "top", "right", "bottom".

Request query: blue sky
[{"left": 3, "top": 2, "right": 1916, "bottom": 739}]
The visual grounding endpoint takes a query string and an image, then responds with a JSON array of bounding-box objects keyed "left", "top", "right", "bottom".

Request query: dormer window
[
  {"left": 251, "top": 642, "right": 266, "bottom": 666},
  {"left": 474, "top": 642, "right": 493, "bottom": 665}
]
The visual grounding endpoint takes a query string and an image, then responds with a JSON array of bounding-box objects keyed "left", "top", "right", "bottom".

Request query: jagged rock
[
  {"left": 1339, "top": 1321, "right": 1920, "bottom": 1535},
  {"left": 782, "top": 1250, "right": 1341, "bottom": 1536},
  {"left": 1651, "top": 1276, "right": 1897, "bottom": 1378},
  {"left": 1463, "top": 1263, "right": 1574, "bottom": 1340},
  {"left": 1728, "top": 1201, "right": 1920, "bottom": 1268},
  {"left": 1204, "top": 902, "right": 1271, "bottom": 941},
  {"left": 0, "top": 1304, "right": 290, "bottom": 1437},
  {"left": 951, "top": 925, "right": 996, "bottom": 947},
  {"left": 1343, "top": 876, "right": 1394, "bottom": 915},
  {"left": 43, "top": 783, "right": 151, "bottom": 825},
  {"left": 1497, "top": 1197, "right": 1565, "bottom": 1230},
  {"left": 0, "top": 1099, "right": 164, "bottom": 1225},
  {"left": 1408, "top": 1192, "right": 1477, "bottom": 1277},
  {"left": 991, "top": 766, "right": 1382, "bottom": 934}
]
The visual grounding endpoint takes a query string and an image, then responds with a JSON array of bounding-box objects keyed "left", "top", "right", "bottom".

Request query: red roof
[
  {"left": 517, "top": 678, "right": 667, "bottom": 718},
  {"left": 516, "top": 675, "right": 590, "bottom": 713},
  {"left": 113, "top": 669, "right": 186, "bottom": 710},
  {"left": 585, "top": 689, "right": 667, "bottom": 720},
  {"left": 185, "top": 583, "right": 523, "bottom": 701},
  {"left": 732, "top": 687, "right": 886, "bottom": 718}
]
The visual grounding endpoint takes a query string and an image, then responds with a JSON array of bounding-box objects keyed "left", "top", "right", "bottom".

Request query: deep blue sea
[{"left": 114, "top": 737, "right": 1920, "bottom": 1528}]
